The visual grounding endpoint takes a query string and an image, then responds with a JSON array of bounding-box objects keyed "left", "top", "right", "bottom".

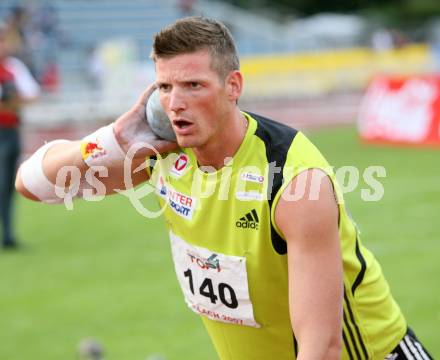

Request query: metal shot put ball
[{"left": 145, "top": 89, "right": 177, "bottom": 141}]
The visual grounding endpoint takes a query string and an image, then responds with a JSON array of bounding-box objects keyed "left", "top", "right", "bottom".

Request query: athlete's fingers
[
  {"left": 155, "top": 139, "right": 179, "bottom": 153},
  {"left": 134, "top": 83, "right": 157, "bottom": 109}
]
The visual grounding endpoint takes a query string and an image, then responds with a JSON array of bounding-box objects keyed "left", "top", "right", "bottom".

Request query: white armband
[
  {"left": 20, "top": 140, "right": 69, "bottom": 204},
  {"left": 21, "top": 125, "right": 125, "bottom": 204},
  {"left": 80, "top": 124, "right": 126, "bottom": 167}
]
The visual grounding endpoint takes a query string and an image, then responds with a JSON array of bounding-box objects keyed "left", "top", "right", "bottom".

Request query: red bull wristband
[{"left": 80, "top": 124, "right": 126, "bottom": 167}]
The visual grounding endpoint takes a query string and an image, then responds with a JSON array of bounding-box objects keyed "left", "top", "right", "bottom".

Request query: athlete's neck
[{"left": 193, "top": 109, "right": 248, "bottom": 170}]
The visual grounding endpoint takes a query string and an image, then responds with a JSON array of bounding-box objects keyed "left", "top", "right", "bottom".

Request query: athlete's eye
[
  {"left": 158, "top": 83, "right": 171, "bottom": 92},
  {"left": 189, "top": 82, "right": 200, "bottom": 89}
]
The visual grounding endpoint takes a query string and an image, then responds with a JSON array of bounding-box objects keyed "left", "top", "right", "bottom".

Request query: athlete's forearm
[
  {"left": 15, "top": 140, "right": 84, "bottom": 201},
  {"left": 43, "top": 141, "right": 87, "bottom": 184},
  {"left": 296, "top": 334, "right": 342, "bottom": 360},
  {"left": 297, "top": 347, "right": 341, "bottom": 360},
  {"left": 16, "top": 139, "right": 94, "bottom": 203},
  {"left": 16, "top": 124, "right": 132, "bottom": 203}
]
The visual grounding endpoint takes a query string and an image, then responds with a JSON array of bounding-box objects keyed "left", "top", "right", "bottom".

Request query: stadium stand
[
  {"left": 0, "top": 1, "right": 432, "bottom": 153},
  {"left": 0, "top": 0, "right": 291, "bottom": 128}
]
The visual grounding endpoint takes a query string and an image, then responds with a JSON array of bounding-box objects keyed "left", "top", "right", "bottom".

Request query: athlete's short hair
[{"left": 151, "top": 17, "right": 239, "bottom": 80}]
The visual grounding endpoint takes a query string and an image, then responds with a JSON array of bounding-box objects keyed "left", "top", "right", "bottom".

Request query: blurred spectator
[
  {"left": 4, "top": 5, "right": 35, "bottom": 75},
  {"left": 0, "top": 21, "right": 40, "bottom": 249},
  {"left": 85, "top": 45, "right": 105, "bottom": 91},
  {"left": 371, "top": 28, "right": 394, "bottom": 52},
  {"left": 33, "top": 2, "right": 61, "bottom": 92},
  {"left": 5, "top": 3, "right": 62, "bottom": 92},
  {"left": 371, "top": 27, "right": 410, "bottom": 52},
  {"left": 391, "top": 28, "right": 409, "bottom": 49},
  {"left": 177, "top": 0, "right": 196, "bottom": 17}
]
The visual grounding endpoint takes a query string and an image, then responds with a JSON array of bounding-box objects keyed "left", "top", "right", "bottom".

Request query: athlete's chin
[{"left": 175, "top": 135, "right": 202, "bottom": 149}]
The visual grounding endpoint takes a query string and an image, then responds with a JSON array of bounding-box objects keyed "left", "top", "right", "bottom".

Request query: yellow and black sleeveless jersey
[{"left": 148, "top": 112, "right": 406, "bottom": 359}]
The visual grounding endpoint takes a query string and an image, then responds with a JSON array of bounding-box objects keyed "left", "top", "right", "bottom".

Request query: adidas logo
[{"left": 236, "top": 209, "right": 259, "bottom": 230}]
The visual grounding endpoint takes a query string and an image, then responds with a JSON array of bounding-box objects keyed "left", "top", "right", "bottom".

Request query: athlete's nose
[{"left": 169, "top": 88, "right": 187, "bottom": 114}]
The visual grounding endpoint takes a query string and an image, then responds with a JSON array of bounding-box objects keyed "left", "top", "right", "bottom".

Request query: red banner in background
[{"left": 358, "top": 75, "right": 440, "bottom": 146}]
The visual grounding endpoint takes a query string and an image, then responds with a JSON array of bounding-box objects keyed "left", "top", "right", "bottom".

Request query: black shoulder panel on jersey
[
  {"left": 148, "top": 155, "right": 157, "bottom": 175},
  {"left": 248, "top": 111, "right": 298, "bottom": 255}
]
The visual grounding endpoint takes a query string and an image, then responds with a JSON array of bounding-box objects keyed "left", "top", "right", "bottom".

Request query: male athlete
[{"left": 16, "top": 17, "right": 432, "bottom": 359}]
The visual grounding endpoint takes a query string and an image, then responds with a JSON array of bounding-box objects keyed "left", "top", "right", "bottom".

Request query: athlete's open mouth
[{"left": 173, "top": 119, "right": 193, "bottom": 129}]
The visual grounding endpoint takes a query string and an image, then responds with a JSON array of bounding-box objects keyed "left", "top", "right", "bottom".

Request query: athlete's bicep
[{"left": 274, "top": 169, "right": 342, "bottom": 359}]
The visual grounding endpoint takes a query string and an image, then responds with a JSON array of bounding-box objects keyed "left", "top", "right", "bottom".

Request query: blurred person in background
[
  {"left": 14, "top": 17, "right": 432, "bottom": 359},
  {"left": 85, "top": 44, "right": 105, "bottom": 91},
  {"left": 177, "top": 0, "right": 196, "bottom": 17},
  {"left": 0, "top": 21, "right": 40, "bottom": 249},
  {"left": 371, "top": 28, "right": 394, "bottom": 52},
  {"left": 5, "top": 3, "right": 62, "bottom": 92},
  {"left": 33, "top": 2, "right": 61, "bottom": 92},
  {"left": 4, "top": 5, "right": 36, "bottom": 78}
]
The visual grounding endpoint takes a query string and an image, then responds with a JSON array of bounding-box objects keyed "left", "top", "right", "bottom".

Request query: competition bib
[{"left": 170, "top": 232, "right": 260, "bottom": 328}]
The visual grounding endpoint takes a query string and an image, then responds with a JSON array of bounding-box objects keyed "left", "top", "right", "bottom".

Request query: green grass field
[{"left": 0, "top": 126, "right": 439, "bottom": 359}]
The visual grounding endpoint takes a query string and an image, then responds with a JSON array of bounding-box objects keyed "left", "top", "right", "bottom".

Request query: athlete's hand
[{"left": 113, "top": 84, "right": 178, "bottom": 159}]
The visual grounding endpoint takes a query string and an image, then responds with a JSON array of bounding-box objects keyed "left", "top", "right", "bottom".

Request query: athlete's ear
[{"left": 225, "top": 70, "right": 243, "bottom": 103}]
